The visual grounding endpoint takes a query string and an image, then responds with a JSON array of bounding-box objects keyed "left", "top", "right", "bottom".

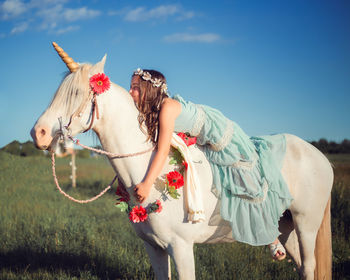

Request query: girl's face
[{"left": 129, "top": 75, "right": 141, "bottom": 104}]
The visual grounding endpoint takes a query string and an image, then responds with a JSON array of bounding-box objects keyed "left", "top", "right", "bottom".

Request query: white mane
[{"left": 48, "top": 64, "right": 92, "bottom": 117}]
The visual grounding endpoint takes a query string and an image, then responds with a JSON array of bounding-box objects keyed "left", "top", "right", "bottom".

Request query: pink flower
[
  {"left": 166, "top": 171, "right": 184, "bottom": 189},
  {"left": 177, "top": 132, "right": 197, "bottom": 146},
  {"left": 154, "top": 200, "right": 162, "bottom": 213},
  {"left": 148, "top": 199, "right": 163, "bottom": 214},
  {"left": 129, "top": 205, "right": 148, "bottom": 223},
  {"left": 89, "top": 73, "right": 110, "bottom": 94}
]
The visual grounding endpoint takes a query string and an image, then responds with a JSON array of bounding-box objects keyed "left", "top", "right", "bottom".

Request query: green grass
[
  {"left": 326, "top": 153, "right": 350, "bottom": 163},
  {"left": 0, "top": 151, "right": 349, "bottom": 279}
]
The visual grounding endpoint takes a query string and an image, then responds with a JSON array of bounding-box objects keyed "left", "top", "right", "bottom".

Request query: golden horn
[{"left": 52, "top": 42, "right": 79, "bottom": 72}]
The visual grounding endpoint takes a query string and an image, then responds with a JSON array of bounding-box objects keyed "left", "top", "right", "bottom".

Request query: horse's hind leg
[
  {"left": 292, "top": 211, "right": 323, "bottom": 280},
  {"left": 144, "top": 241, "right": 171, "bottom": 280},
  {"left": 282, "top": 134, "right": 333, "bottom": 279}
]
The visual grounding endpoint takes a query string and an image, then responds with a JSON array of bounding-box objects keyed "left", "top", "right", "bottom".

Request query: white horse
[{"left": 31, "top": 43, "right": 333, "bottom": 280}]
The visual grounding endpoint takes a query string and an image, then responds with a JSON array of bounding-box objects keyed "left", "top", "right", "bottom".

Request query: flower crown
[{"left": 134, "top": 68, "right": 168, "bottom": 95}]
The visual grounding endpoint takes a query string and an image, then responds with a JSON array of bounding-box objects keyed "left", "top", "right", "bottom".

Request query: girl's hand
[{"left": 134, "top": 181, "right": 152, "bottom": 203}]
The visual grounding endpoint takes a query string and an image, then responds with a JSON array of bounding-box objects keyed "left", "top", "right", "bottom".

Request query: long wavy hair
[{"left": 132, "top": 69, "right": 168, "bottom": 144}]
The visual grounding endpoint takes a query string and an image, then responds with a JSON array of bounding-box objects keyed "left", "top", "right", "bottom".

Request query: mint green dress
[{"left": 173, "top": 95, "right": 293, "bottom": 246}]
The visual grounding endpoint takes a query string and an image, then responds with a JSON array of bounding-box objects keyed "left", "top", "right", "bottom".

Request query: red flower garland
[
  {"left": 177, "top": 132, "right": 197, "bottom": 146},
  {"left": 129, "top": 205, "right": 148, "bottom": 223},
  {"left": 89, "top": 73, "right": 110, "bottom": 94},
  {"left": 166, "top": 171, "right": 184, "bottom": 189},
  {"left": 115, "top": 133, "right": 190, "bottom": 223}
]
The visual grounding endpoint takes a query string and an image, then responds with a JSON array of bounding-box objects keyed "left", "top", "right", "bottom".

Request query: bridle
[{"left": 63, "top": 89, "right": 99, "bottom": 135}]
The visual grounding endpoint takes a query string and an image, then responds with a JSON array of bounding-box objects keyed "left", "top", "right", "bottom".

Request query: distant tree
[
  {"left": 310, "top": 138, "right": 350, "bottom": 154},
  {"left": 317, "top": 138, "right": 329, "bottom": 153},
  {"left": 1, "top": 140, "right": 22, "bottom": 156},
  {"left": 328, "top": 141, "right": 339, "bottom": 154},
  {"left": 1, "top": 140, "right": 44, "bottom": 157},
  {"left": 340, "top": 139, "right": 350, "bottom": 153},
  {"left": 20, "top": 141, "right": 44, "bottom": 157}
]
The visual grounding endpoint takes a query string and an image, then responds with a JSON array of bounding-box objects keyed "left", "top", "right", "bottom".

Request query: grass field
[{"left": 0, "top": 151, "right": 349, "bottom": 279}]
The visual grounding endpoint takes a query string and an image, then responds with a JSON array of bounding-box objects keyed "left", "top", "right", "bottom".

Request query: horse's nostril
[{"left": 36, "top": 126, "right": 48, "bottom": 140}]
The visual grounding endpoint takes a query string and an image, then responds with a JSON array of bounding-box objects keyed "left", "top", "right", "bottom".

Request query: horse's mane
[{"left": 49, "top": 64, "right": 92, "bottom": 116}]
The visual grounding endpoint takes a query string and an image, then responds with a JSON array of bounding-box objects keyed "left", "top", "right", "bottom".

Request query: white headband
[{"left": 134, "top": 68, "right": 168, "bottom": 95}]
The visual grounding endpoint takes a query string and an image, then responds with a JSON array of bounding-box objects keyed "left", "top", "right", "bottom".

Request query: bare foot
[{"left": 269, "top": 239, "right": 286, "bottom": 261}]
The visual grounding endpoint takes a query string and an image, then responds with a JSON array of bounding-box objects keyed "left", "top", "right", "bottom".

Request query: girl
[{"left": 130, "top": 68, "right": 292, "bottom": 260}]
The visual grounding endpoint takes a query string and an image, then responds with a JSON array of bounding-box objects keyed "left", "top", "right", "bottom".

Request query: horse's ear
[{"left": 90, "top": 54, "right": 107, "bottom": 75}]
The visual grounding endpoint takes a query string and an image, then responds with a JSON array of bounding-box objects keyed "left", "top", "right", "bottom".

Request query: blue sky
[{"left": 0, "top": 0, "right": 349, "bottom": 148}]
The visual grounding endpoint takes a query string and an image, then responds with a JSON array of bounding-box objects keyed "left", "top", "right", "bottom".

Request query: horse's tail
[{"left": 314, "top": 197, "right": 332, "bottom": 280}]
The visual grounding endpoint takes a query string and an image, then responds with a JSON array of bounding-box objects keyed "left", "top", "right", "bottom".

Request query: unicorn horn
[{"left": 52, "top": 42, "right": 79, "bottom": 72}]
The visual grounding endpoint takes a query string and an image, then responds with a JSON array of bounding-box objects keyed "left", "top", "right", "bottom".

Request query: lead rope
[
  {"left": 51, "top": 137, "right": 155, "bottom": 204},
  {"left": 69, "top": 136, "right": 155, "bottom": 158},
  {"left": 52, "top": 152, "right": 117, "bottom": 203}
]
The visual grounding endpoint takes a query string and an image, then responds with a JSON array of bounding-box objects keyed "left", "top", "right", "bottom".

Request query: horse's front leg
[
  {"left": 144, "top": 241, "right": 171, "bottom": 280},
  {"left": 168, "top": 239, "right": 195, "bottom": 280}
]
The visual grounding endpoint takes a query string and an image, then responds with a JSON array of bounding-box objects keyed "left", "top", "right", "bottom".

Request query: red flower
[
  {"left": 129, "top": 205, "right": 148, "bottom": 223},
  {"left": 182, "top": 160, "right": 188, "bottom": 170},
  {"left": 154, "top": 200, "right": 162, "bottom": 213},
  {"left": 177, "top": 132, "right": 197, "bottom": 146},
  {"left": 166, "top": 171, "right": 184, "bottom": 189},
  {"left": 90, "top": 73, "right": 110, "bottom": 94}
]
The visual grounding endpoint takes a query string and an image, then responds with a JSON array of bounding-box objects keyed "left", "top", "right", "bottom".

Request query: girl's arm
[{"left": 134, "top": 98, "right": 181, "bottom": 203}]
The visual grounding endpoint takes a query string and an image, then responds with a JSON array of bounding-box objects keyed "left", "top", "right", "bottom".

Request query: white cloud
[
  {"left": 28, "top": 0, "right": 68, "bottom": 8},
  {"left": 176, "top": 11, "right": 195, "bottom": 21},
  {"left": 37, "top": 4, "right": 100, "bottom": 27},
  {"left": 36, "top": 4, "right": 61, "bottom": 22},
  {"left": 0, "top": 0, "right": 27, "bottom": 20},
  {"left": 123, "top": 5, "right": 194, "bottom": 22},
  {"left": 56, "top": 25, "right": 79, "bottom": 35},
  {"left": 1, "top": 0, "right": 101, "bottom": 35},
  {"left": 124, "top": 7, "right": 144, "bottom": 21},
  {"left": 62, "top": 7, "right": 101, "bottom": 22},
  {"left": 163, "top": 33, "right": 221, "bottom": 43},
  {"left": 10, "top": 21, "right": 28, "bottom": 34},
  {"left": 147, "top": 5, "right": 179, "bottom": 18},
  {"left": 107, "top": 7, "right": 127, "bottom": 17},
  {"left": 35, "top": 4, "right": 62, "bottom": 31}
]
